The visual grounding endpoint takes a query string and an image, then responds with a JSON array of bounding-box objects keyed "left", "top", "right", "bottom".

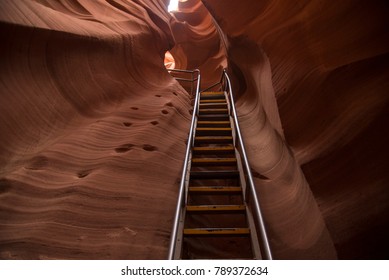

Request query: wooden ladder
[{"left": 176, "top": 91, "right": 262, "bottom": 259}]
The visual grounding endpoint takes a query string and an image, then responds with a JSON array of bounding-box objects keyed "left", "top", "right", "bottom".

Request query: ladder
[{"left": 168, "top": 69, "right": 272, "bottom": 260}]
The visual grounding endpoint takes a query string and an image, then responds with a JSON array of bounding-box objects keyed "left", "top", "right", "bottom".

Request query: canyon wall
[
  {"left": 0, "top": 0, "right": 388, "bottom": 259},
  {"left": 0, "top": 0, "right": 188, "bottom": 259},
  {"left": 201, "top": 0, "right": 389, "bottom": 259}
]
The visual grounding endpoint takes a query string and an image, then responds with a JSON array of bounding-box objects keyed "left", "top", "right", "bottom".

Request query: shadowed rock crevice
[
  {"left": 115, "top": 144, "right": 135, "bottom": 153},
  {"left": 77, "top": 170, "right": 92, "bottom": 178},
  {"left": 142, "top": 144, "right": 158, "bottom": 152}
]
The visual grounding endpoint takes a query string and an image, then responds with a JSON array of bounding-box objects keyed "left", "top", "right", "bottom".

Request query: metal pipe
[
  {"left": 223, "top": 69, "right": 273, "bottom": 260},
  {"left": 168, "top": 69, "right": 198, "bottom": 73},
  {"left": 167, "top": 69, "right": 201, "bottom": 259}
]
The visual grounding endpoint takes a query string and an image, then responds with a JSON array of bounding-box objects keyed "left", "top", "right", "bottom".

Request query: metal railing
[
  {"left": 167, "top": 69, "right": 200, "bottom": 96},
  {"left": 167, "top": 68, "right": 272, "bottom": 260},
  {"left": 167, "top": 69, "right": 201, "bottom": 259},
  {"left": 221, "top": 69, "right": 272, "bottom": 260}
]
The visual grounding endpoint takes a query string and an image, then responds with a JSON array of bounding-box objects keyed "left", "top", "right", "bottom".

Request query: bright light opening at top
[{"left": 168, "top": 0, "right": 179, "bottom": 12}]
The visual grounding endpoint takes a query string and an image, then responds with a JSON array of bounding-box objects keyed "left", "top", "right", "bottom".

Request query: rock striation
[
  {"left": 0, "top": 0, "right": 189, "bottom": 259},
  {"left": 0, "top": 0, "right": 388, "bottom": 259},
  {"left": 201, "top": 0, "right": 389, "bottom": 259}
]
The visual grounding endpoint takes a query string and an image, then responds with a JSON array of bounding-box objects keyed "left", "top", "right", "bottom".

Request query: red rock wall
[
  {"left": 1, "top": 0, "right": 388, "bottom": 260},
  {"left": 169, "top": 0, "right": 226, "bottom": 89},
  {"left": 0, "top": 0, "right": 189, "bottom": 259},
  {"left": 201, "top": 0, "right": 389, "bottom": 259}
]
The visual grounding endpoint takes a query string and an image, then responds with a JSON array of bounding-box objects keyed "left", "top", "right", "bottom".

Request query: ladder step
[
  {"left": 201, "top": 91, "right": 224, "bottom": 94},
  {"left": 184, "top": 228, "right": 250, "bottom": 236},
  {"left": 195, "top": 136, "right": 233, "bottom": 144},
  {"left": 200, "top": 99, "right": 226, "bottom": 103},
  {"left": 201, "top": 95, "right": 225, "bottom": 100},
  {"left": 197, "top": 121, "right": 230, "bottom": 127},
  {"left": 188, "top": 186, "right": 242, "bottom": 194},
  {"left": 196, "top": 127, "right": 232, "bottom": 136},
  {"left": 198, "top": 114, "right": 229, "bottom": 121},
  {"left": 199, "top": 109, "right": 228, "bottom": 114},
  {"left": 199, "top": 103, "right": 228, "bottom": 109},
  {"left": 193, "top": 146, "right": 234, "bottom": 154},
  {"left": 192, "top": 158, "right": 237, "bottom": 166},
  {"left": 190, "top": 170, "right": 239, "bottom": 179},
  {"left": 186, "top": 205, "right": 246, "bottom": 213}
]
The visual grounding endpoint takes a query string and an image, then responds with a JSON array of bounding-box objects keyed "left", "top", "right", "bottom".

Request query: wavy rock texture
[
  {"left": 0, "top": 0, "right": 190, "bottom": 259},
  {"left": 1, "top": 0, "right": 388, "bottom": 260},
  {"left": 202, "top": 0, "right": 389, "bottom": 259},
  {"left": 169, "top": 0, "right": 226, "bottom": 88}
]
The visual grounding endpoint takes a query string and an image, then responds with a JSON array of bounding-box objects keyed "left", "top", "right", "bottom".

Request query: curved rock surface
[
  {"left": 1, "top": 0, "right": 388, "bottom": 259},
  {"left": 0, "top": 0, "right": 189, "bottom": 259},
  {"left": 169, "top": 0, "right": 226, "bottom": 88},
  {"left": 202, "top": 0, "right": 389, "bottom": 259}
]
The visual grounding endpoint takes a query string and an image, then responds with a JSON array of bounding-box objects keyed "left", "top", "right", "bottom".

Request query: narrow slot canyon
[{"left": 0, "top": 0, "right": 388, "bottom": 260}]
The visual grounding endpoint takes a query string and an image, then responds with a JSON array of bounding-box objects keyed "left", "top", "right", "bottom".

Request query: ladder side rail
[
  {"left": 222, "top": 69, "right": 273, "bottom": 260},
  {"left": 168, "top": 69, "right": 197, "bottom": 73},
  {"left": 168, "top": 69, "right": 201, "bottom": 259},
  {"left": 172, "top": 77, "right": 198, "bottom": 82}
]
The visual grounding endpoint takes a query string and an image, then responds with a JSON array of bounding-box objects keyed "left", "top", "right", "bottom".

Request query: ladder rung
[
  {"left": 200, "top": 99, "right": 226, "bottom": 103},
  {"left": 195, "top": 136, "right": 233, "bottom": 143},
  {"left": 192, "top": 158, "right": 237, "bottom": 166},
  {"left": 200, "top": 102, "right": 227, "bottom": 105},
  {"left": 197, "top": 128, "right": 231, "bottom": 132},
  {"left": 186, "top": 205, "right": 246, "bottom": 213},
  {"left": 201, "top": 97, "right": 225, "bottom": 100},
  {"left": 199, "top": 103, "right": 228, "bottom": 109},
  {"left": 197, "top": 121, "right": 230, "bottom": 127},
  {"left": 188, "top": 186, "right": 242, "bottom": 194},
  {"left": 184, "top": 228, "right": 250, "bottom": 236},
  {"left": 196, "top": 127, "right": 232, "bottom": 136},
  {"left": 202, "top": 91, "right": 224, "bottom": 94},
  {"left": 197, "top": 114, "right": 230, "bottom": 121},
  {"left": 199, "top": 109, "right": 228, "bottom": 114},
  {"left": 190, "top": 170, "right": 239, "bottom": 179},
  {"left": 193, "top": 146, "right": 234, "bottom": 154}
]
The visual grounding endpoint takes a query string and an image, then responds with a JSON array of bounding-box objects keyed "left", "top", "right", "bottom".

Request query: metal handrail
[
  {"left": 168, "top": 69, "right": 199, "bottom": 95},
  {"left": 167, "top": 68, "right": 272, "bottom": 260},
  {"left": 167, "top": 68, "right": 201, "bottom": 259},
  {"left": 168, "top": 69, "right": 197, "bottom": 73},
  {"left": 222, "top": 69, "right": 273, "bottom": 259}
]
